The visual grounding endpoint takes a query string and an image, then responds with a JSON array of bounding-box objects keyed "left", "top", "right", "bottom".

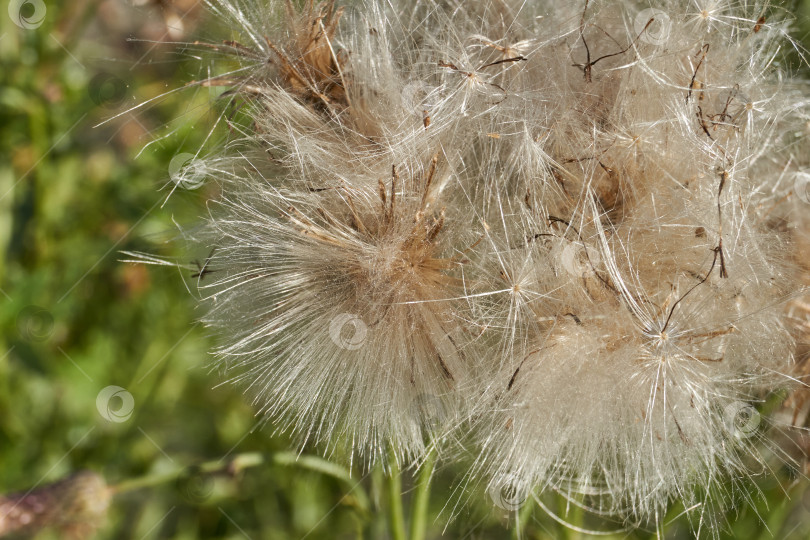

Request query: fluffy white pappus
[
  {"left": 156, "top": 0, "right": 809, "bottom": 532},
  {"left": 201, "top": 0, "right": 472, "bottom": 183},
  {"left": 198, "top": 155, "right": 484, "bottom": 463},
  {"left": 445, "top": 0, "right": 808, "bottom": 532}
]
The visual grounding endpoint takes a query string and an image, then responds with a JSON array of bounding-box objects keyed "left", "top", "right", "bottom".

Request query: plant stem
[
  {"left": 111, "top": 451, "right": 370, "bottom": 513},
  {"left": 371, "top": 463, "right": 387, "bottom": 538},
  {"left": 512, "top": 495, "right": 534, "bottom": 540},
  {"left": 111, "top": 452, "right": 264, "bottom": 494},
  {"left": 387, "top": 456, "right": 407, "bottom": 540},
  {"left": 273, "top": 452, "right": 370, "bottom": 512},
  {"left": 409, "top": 449, "right": 437, "bottom": 540}
]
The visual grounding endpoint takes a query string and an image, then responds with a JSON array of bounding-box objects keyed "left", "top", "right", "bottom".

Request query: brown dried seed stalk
[
  {"left": 195, "top": 2, "right": 350, "bottom": 111},
  {"left": 0, "top": 471, "right": 110, "bottom": 540}
]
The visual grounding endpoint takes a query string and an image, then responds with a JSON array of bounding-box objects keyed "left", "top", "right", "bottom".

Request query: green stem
[
  {"left": 565, "top": 497, "right": 583, "bottom": 540},
  {"left": 370, "top": 462, "right": 388, "bottom": 539},
  {"left": 273, "top": 452, "right": 370, "bottom": 513},
  {"left": 111, "top": 452, "right": 264, "bottom": 494},
  {"left": 512, "top": 494, "right": 534, "bottom": 540},
  {"left": 111, "top": 451, "right": 370, "bottom": 514},
  {"left": 387, "top": 457, "right": 407, "bottom": 540},
  {"left": 408, "top": 450, "right": 437, "bottom": 540}
]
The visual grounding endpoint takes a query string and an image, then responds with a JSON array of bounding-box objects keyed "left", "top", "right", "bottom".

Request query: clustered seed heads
[{"left": 145, "top": 0, "right": 810, "bottom": 532}]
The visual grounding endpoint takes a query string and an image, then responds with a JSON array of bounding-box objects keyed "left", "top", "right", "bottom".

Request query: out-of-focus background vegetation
[{"left": 1, "top": 1, "right": 810, "bottom": 538}]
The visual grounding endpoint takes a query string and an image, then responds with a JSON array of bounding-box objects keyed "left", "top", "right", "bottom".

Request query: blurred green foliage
[{"left": 1, "top": 1, "right": 810, "bottom": 539}]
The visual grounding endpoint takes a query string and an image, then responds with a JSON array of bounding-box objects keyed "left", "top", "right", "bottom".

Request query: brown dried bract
[
  {"left": 285, "top": 156, "right": 465, "bottom": 383},
  {"left": 288, "top": 155, "right": 457, "bottom": 296},
  {"left": 268, "top": 0, "right": 349, "bottom": 109}
]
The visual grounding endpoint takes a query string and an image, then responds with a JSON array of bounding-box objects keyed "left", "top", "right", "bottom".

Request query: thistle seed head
[{"left": 142, "top": 0, "right": 810, "bottom": 531}]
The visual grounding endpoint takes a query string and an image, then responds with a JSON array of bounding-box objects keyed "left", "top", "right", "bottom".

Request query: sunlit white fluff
[
  {"left": 449, "top": 0, "right": 807, "bottom": 531},
  {"left": 145, "top": 0, "right": 809, "bottom": 532}
]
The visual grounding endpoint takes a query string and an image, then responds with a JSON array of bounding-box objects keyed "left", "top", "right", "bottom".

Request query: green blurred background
[{"left": 1, "top": 1, "right": 810, "bottom": 538}]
